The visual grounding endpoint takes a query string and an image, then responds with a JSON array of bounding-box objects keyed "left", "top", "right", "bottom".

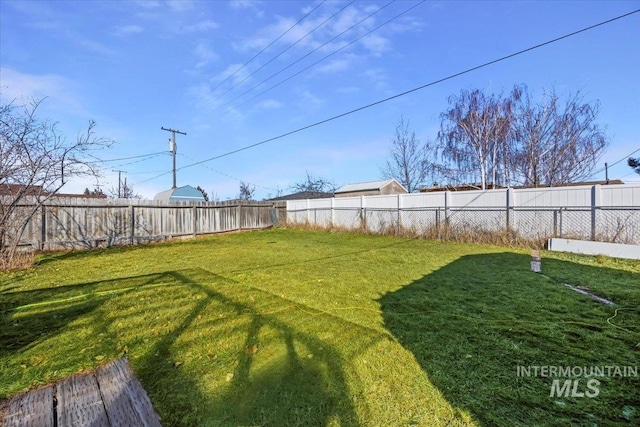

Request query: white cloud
[
  {"left": 0, "top": 68, "right": 85, "bottom": 115},
  {"left": 254, "top": 99, "right": 283, "bottom": 110},
  {"left": 213, "top": 63, "right": 251, "bottom": 87},
  {"left": 181, "top": 20, "right": 219, "bottom": 33},
  {"left": 166, "top": 0, "right": 194, "bottom": 12},
  {"left": 194, "top": 41, "right": 219, "bottom": 68},
  {"left": 76, "top": 38, "right": 115, "bottom": 56},
  {"left": 229, "top": 0, "right": 264, "bottom": 18},
  {"left": 134, "top": 0, "right": 161, "bottom": 9},
  {"left": 317, "top": 57, "right": 352, "bottom": 74},
  {"left": 359, "top": 33, "right": 390, "bottom": 55},
  {"left": 336, "top": 86, "right": 360, "bottom": 94},
  {"left": 114, "top": 24, "right": 144, "bottom": 36},
  {"left": 298, "top": 90, "right": 324, "bottom": 108},
  {"left": 363, "top": 68, "right": 389, "bottom": 91}
]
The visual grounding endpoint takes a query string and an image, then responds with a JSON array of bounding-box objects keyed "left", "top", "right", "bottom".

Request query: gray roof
[
  {"left": 335, "top": 179, "right": 406, "bottom": 194},
  {"left": 267, "top": 191, "right": 334, "bottom": 201}
]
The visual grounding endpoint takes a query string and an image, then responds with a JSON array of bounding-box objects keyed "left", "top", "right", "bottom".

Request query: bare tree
[
  {"left": 380, "top": 117, "right": 436, "bottom": 192},
  {"left": 238, "top": 181, "right": 255, "bottom": 200},
  {"left": 290, "top": 171, "right": 336, "bottom": 193},
  {"left": 510, "top": 85, "right": 608, "bottom": 186},
  {"left": 435, "top": 85, "right": 608, "bottom": 188},
  {"left": 108, "top": 177, "right": 140, "bottom": 199},
  {"left": 0, "top": 98, "right": 110, "bottom": 269},
  {"left": 437, "top": 90, "right": 512, "bottom": 190},
  {"left": 628, "top": 158, "right": 640, "bottom": 175}
]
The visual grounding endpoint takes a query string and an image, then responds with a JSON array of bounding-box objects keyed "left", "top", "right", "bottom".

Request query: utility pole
[
  {"left": 112, "top": 170, "right": 126, "bottom": 198},
  {"left": 161, "top": 127, "right": 187, "bottom": 189}
]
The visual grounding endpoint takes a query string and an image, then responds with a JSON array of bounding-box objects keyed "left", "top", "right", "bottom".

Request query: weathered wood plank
[
  {"left": 56, "top": 373, "right": 110, "bottom": 427},
  {"left": 0, "top": 385, "right": 54, "bottom": 427},
  {"left": 96, "top": 359, "right": 162, "bottom": 427}
]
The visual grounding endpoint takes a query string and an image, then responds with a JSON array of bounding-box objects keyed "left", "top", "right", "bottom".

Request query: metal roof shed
[
  {"left": 334, "top": 179, "right": 408, "bottom": 197},
  {"left": 154, "top": 185, "right": 206, "bottom": 203}
]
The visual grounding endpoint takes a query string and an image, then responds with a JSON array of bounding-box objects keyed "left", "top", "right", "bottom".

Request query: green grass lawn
[{"left": 1, "top": 228, "right": 639, "bottom": 426}]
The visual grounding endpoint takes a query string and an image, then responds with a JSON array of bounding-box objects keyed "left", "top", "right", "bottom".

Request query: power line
[
  {"left": 226, "top": 0, "right": 421, "bottom": 114},
  {"left": 85, "top": 151, "right": 167, "bottom": 165},
  {"left": 179, "top": 153, "right": 279, "bottom": 192},
  {"left": 209, "top": 0, "right": 356, "bottom": 105},
  {"left": 201, "top": 0, "right": 326, "bottom": 101},
  {"left": 135, "top": 8, "right": 640, "bottom": 185},
  {"left": 181, "top": 8, "right": 640, "bottom": 171},
  {"left": 217, "top": 0, "right": 398, "bottom": 113},
  {"left": 589, "top": 146, "right": 640, "bottom": 178}
]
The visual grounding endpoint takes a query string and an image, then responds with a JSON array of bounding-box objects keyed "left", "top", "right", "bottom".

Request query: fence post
[
  {"left": 193, "top": 205, "right": 197, "bottom": 237},
  {"left": 306, "top": 199, "right": 311, "bottom": 224},
  {"left": 444, "top": 190, "right": 450, "bottom": 227},
  {"left": 506, "top": 187, "right": 514, "bottom": 232},
  {"left": 330, "top": 197, "right": 335, "bottom": 226},
  {"left": 360, "top": 196, "right": 367, "bottom": 231},
  {"left": 397, "top": 193, "right": 402, "bottom": 235},
  {"left": 237, "top": 204, "right": 242, "bottom": 231},
  {"left": 129, "top": 204, "right": 135, "bottom": 245},
  {"left": 40, "top": 205, "right": 46, "bottom": 250},
  {"left": 591, "top": 185, "right": 600, "bottom": 241}
]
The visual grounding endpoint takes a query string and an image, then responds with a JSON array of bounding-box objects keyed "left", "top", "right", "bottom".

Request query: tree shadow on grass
[
  {"left": 134, "top": 269, "right": 367, "bottom": 427},
  {"left": 0, "top": 272, "right": 176, "bottom": 358},
  {"left": 380, "top": 252, "right": 640, "bottom": 426},
  {"left": 1, "top": 265, "right": 379, "bottom": 425}
]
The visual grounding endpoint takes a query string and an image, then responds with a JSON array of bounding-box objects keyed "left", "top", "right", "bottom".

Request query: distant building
[
  {"left": 0, "top": 184, "right": 107, "bottom": 199},
  {"left": 334, "top": 179, "right": 408, "bottom": 197},
  {"left": 154, "top": 185, "right": 206, "bottom": 202},
  {"left": 267, "top": 191, "right": 334, "bottom": 201}
]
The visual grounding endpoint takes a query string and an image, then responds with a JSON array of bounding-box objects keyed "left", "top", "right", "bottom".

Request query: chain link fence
[{"left": 288, "top": 206, "right": 640, "bottom": 246}]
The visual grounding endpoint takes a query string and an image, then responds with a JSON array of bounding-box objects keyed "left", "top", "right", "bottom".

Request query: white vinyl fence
[
  {"left": 287, "top": 184, "right": 640, "bottom": 244},
  {"left": 7, "top": 198, "right": 279, "bottom": 251}
]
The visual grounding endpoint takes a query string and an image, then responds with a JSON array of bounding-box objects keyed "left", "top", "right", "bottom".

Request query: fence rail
[
  {"left": 5, "top": 198, "right": 279, "bottom": 251},
  {"left": 287, "top": 184, "right": 640, "bottom": 245}
]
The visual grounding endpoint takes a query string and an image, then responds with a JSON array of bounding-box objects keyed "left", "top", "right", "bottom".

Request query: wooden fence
[{"left": 8, "top": 198, "right": 281, "bottom": 251}]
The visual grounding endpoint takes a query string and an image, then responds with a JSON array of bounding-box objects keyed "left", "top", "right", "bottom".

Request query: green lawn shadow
[
  {"left": 0, "top": 272, "right": 172, "bottom": 359},
  {"left": 380, "top": 252, "right": 640, "bottom": 426},
  {"left": 132, "top": 269, "right": 366, "bottom": 426}
]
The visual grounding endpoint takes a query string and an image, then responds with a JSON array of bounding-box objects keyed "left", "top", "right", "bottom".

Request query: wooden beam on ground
[
  {"left": 56, "top": 372, "right": 110, "bottom": 426},
  {"left": 0, "top": 385, "right": 54, "bottom": 427},
  {"left": 0, "top": 358, "right": 162, "bottom": 427},
  {"left": 96, "top": 358, "right": 162, "bottom": 427}
]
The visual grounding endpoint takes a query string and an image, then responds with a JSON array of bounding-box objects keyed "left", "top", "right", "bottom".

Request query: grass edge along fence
[
  {"left": 6, "top": 197, "right": 282, "bottom": 252},
  {"left": 286, "top": 183, "right": 640, "bottom": 247}
]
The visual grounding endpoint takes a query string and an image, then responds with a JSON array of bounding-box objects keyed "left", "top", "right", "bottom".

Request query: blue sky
[{"left": 1, "top": 0, "right": 639, "bottom": 200}]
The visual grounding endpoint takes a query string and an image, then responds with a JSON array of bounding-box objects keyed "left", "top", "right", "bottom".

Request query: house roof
[
  {"left": 335, "top": 179, "right": 407, "bottom": 194},
  {"left": 154, "top": 185, "right": 206, "bottom": 202},
  {"left": 0, "top": 184, "right": 107, "bottom": 198},
  {"left": 267, "top": 191, "right": 334, "bottom": 201}
]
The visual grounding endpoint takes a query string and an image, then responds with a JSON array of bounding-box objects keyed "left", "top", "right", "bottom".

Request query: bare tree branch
[
  {"left": 290, "top": 171, "right": 337, "bottom": 193},
  {"left": 380, "top": 117, "right": 435, "bottom": 192},
  {"left": 1, "top": 98, "right": 111, "bottom": 269}
]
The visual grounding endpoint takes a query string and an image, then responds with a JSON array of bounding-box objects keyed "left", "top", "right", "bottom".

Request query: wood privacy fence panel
[
  {"left": 7, "top": 198, "right": 277, "bottom": 251},
  {"left": 287, "top": 184, "right": 640, "bottom": 244}
]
